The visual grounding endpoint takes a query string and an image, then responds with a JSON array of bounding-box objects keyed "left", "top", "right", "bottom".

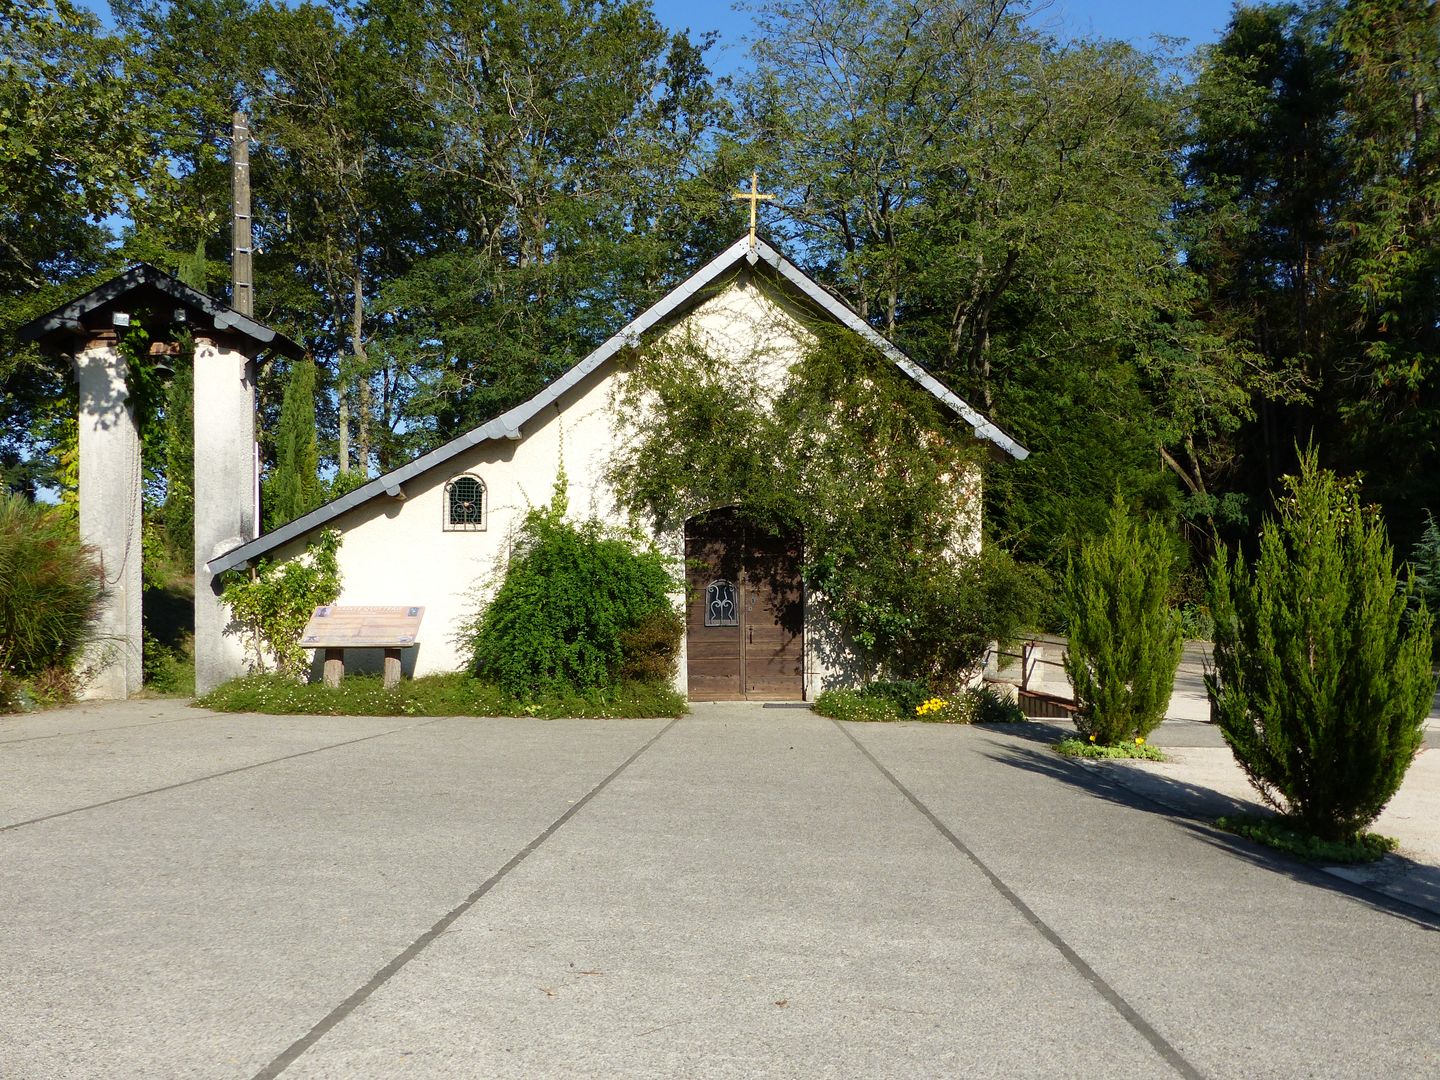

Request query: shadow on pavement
[{"left": 980, "top": 737, "right": 1440, "bottom": 933}]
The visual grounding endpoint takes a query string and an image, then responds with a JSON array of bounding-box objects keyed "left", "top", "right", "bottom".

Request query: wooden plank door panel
[{"left": 685, "top": 511, "right": 804, "bottom": 701}]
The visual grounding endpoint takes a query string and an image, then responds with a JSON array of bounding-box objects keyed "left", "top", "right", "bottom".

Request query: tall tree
[
  {"left": 368, "top": 0, "right": 738, "bottom": 443},
  {"left": 0, "top": 0, "right": 145, "bottom": 495},
  {"left": 1332, "top": 0, "right": 1440, "bottom": 539},
  {"left": 745, "top": 0, "right": 1205, "bottom": 563},
  {"left": 1182, "top": 2, "right": 1347, "bottom": 527},
  {"left": 263, "top": 357, "right": 324, "bottom": 529}
]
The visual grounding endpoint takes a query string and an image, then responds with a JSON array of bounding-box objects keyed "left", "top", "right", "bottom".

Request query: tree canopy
[{"left": 2, "top": 0, "right": 1436, "bottom": 589}]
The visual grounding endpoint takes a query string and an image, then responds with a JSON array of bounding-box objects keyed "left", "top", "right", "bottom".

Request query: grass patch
[
  {"left": 811, "top": 689, "right": 906, "bottom": 723},
  {"left": 1216, "top": 814, "right": 1398, "bottom": 864},
  {"left": 813, "top": 684, "right": 1028, "bottom": 724},
  {"left": 1055, "top": 736, "right": 1166, "bottom": 761},
  {"left": 195, "top": 672, "right": 687, "bottom": 719}
]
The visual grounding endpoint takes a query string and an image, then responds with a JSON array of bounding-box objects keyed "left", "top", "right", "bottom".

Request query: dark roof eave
[{"left": 17, "top": 263, "right": 303, "bottom": 360}]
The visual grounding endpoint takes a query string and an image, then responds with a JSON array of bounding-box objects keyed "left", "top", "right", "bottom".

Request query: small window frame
[
  {"left": 705, "top": 579, "right": 739, "bottom": 627},
  {"left": 444, "top": 474, "right": 487, "bottom": 532}
]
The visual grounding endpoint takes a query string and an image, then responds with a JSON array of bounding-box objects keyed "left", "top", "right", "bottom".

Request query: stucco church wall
[{"left": 261, "top": 273, "right": 975, "bottom": 696}]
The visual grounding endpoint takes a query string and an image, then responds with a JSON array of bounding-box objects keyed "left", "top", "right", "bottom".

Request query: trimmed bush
[
  {"left": 0, "top": 495, "right": 104, "bottom": 688},
  {"left": 1207, "top": 451, "right": 1434, "bottom": 843},
  {"left": 466, "top": 492, "right": 680, "bottom": 699},
  {"left": 1063, "top": 498, "right": 1183, "bottom": 745}
]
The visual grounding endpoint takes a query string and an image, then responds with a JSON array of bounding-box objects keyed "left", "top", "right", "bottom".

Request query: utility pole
[{"left": 231, "top": 112, "right": 253, "bottom": 316}]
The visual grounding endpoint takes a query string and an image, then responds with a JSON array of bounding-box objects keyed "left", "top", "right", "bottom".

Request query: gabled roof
[
  {"left": 17, "top": 263, "right": 304, "bottom": 359},
  {"left": 208, "top": 236, "right": 1028, "bottom": 575}
]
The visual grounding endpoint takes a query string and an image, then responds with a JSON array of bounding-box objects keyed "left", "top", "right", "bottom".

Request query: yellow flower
[
  {"left": 1088, "top": 734, "right": 1096, "bottom": 743},
  {"left": 1135, "top": 737, "right": 1144, "bottom": 745}
]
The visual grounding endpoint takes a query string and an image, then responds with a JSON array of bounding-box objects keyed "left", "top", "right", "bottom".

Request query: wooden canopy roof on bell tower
[{"left": 17, "top": 264, "right": 302, "bottom": 358}]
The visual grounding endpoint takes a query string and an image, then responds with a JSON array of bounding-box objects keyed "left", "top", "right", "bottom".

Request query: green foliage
[
  {"left": 746, "top": 0, "right": 1205, "bottom": 567},
  {"left": 812, "top": 689, "right": 907, "bottom": 723},
  {"left": 264, "top": 357, "right": 324, "bottom": 529},
  {"left": 465, "top": 486, "right": 680, "bottom": 699},
  {"left": 1207, "top": 450, "right": 1435, "bottom": 843},
  {"left": 609, "top": 326, "right": 1044, "bottom": 685},
  {"left": 969, "top": 685, "right": 1028, "bottom": 724},
  {"left": 617, "top": 607, "right": 685, "bottom": 685},
  {"left": 1216, "top": 814, "right": 1398, "bottom": 865},
  {"left": 221, "top": 529, "right": 342, "bottom": 678},
  {"left": 812, "top": 684, "right": 1025, "bottom": 724},
  {"left": 1055, "top": 736, "right": 1165, "bottom": 761},
  {"left": 161, "top": 350, "right": 195, "bottom": 562},
  {"left": 0, "top": 494, "right": 104, "bottom": 682},
  {"left": 196, "top": 671, "right": 687, "bottom": 719},
  {"left": 1408, "top": 510, "right": 1440, "bottom": 653},
  {"left": 859, "top": 680, "right": 930, "bottom": 716},
  {"left": 1063, "top": 499, "right": 1184, "bottom": 745},
  {"left": 141, "top": 630, "right": 194, "bottom": 696}
]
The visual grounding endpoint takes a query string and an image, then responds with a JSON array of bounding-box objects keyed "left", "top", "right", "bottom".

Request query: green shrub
[
  {"left": 1063, "top": 498, "right": 1183, "bottom": 745},
  {"left": 969, "top": 685, "right": 1027, "bottom": 724},
  {"left": 617, "top": 607, "right": 684, "bottom": 684},
  {"left": 862, "top": 679, "right": 930, "bottom": 715},
  {"left": 813, "top": 545, "right": 1048, "bottom": 688},
  {"left": 221, "top": 529, "right": 342, "bottom": 678},
  {"left": 1216, "top": 815, "right": 1397, "bottom": 865},
  {"left": 1408, "top": 510, "right": 1440, "bottom": 655},
  {"left": 0, "top": 494, "right": 104, "bottom": 683},
  {"left": 465, "top": 487, "right": 679, "bottom": 699},
  {"left": 141, "top": 631, "right": 195, "bottom": 696},
  {"left": 196, "top": 672, "right": 686, "bottom": 719},
  {"left": 1207, "top": 451, "right": 1434, "bottom": 843},
  {"left": 1055, "top": 736, "right": 1164, "bottom": 761}
]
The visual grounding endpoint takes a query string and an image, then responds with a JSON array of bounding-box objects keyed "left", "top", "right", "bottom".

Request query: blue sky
[
  {"left": 653, "top": 0, "right": 1241, "bottom": 75},
  {"left": 80, "top": 1, "right": 1240, "bottom": 54}
]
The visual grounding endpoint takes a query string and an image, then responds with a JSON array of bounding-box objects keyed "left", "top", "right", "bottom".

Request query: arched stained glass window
[
  {"left": 445, "top": 475, "right": 486, "bottom": 530},
  {"left": 705, "top": 580, "right": 738, "bottom": 627}
]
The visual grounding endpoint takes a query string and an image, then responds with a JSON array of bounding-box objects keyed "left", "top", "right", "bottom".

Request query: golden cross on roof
[{"left": 732, "top": 171, "right": 775, "bottom": 251}]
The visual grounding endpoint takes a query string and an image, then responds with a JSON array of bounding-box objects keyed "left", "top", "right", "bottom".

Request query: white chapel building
[{"left": 209, "top": 237, "right": 1028, "bottom": 700}]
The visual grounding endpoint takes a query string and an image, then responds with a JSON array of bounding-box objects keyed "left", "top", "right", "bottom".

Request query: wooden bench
[{"left": 300, "top": 605, "right": 425, "bottom": 689}]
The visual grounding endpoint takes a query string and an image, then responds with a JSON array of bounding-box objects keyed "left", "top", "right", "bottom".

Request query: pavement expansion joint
[
  {"left": 0, "top": 716, "right": 450, "bottom": 833},
  {"left": 249, "top": 716, "right": 680, "bottom": 1080},
  {"left": 832, "top": 719, "right": 1206, "bottom": 1080},
  {"left": 0, "top": 712, "right": 196, "bottom": 745}
]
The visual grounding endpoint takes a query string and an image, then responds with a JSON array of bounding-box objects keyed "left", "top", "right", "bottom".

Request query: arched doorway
[{"left": 684, "top": 508, "right": 804, "bottom": 701}]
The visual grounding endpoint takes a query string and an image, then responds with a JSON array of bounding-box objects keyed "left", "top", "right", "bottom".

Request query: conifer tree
[
  {"left": 263, "top": 358, "right": 323, "bottom": 530},
  {"left": 1063, "top": 499, "right": 1183, "bottom": 744},
  {"left": 1207, "top": 450, "right": 1435, "bottom": 842}
]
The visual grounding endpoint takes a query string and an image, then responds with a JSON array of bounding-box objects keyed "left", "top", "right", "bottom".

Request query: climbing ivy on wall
[
  {"left": 221, "top": 529, "right": 342, "bottom": 678},
  {"left": 606, "top": 324, "right": 1045, "bottom": 687}
]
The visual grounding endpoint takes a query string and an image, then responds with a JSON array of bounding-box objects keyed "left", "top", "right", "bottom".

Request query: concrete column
[
  {"left": 193, "top": 335, "right": 258, "bottom": 694},
  {"left": 73, "top": 335, "right": 143, "bottom": 699}
]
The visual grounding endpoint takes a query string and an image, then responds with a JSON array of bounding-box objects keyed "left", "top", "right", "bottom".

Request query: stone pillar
[
  {"left": 73, "top": 335, "right": 143, "bottom": 699},
  {"left": 193, "top": 335, "right": 259, "bottom": 694}
]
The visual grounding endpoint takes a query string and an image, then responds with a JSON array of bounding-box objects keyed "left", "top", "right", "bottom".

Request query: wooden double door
[{"left": 685, "top": 509, "right": 804, "bottom": 701}]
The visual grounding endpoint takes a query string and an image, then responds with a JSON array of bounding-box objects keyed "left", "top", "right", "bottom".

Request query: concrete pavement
[{"left": 2, "top": 701, "right": 1438, "bottom": 1079}]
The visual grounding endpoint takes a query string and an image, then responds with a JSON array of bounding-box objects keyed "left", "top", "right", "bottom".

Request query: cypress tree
[
  {"left": 1063, "top": 499, "right": 1183, "bottom": 745},
  {"left": 264, "top": 358, "right": 324, "bottom": 530},
  {"left": 1207, "top": 450, "right": 1435, "bottom": 842}
]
